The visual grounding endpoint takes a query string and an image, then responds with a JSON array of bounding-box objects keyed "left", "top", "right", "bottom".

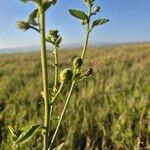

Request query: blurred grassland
[{"left": 0, "top": 43, "right": 150, "bottom": 150}]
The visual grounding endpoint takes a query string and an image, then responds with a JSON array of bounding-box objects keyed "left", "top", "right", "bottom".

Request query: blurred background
[
  {"left": 0, "top": 0, "right": 150, "bottom": 150},
  {"left": 0, "top": 0, "right": 150, "bottom": 52}
]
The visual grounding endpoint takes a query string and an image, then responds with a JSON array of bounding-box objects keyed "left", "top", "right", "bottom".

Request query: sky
[{"left": 0, "top": 0, "right": 150, "bottom": 49}]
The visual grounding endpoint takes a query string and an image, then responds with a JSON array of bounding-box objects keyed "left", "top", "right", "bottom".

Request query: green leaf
[
  {"left": 20, "top": 0, "right": 41, "bottom": 5},
  {"left": 44, "top": 1, "right": 52, "bottom": 11},
  {"left": 33, "top": 0, "right": 41, "bottom": 4},
  {"left": 52, "top": 142, "right": 65, "bottom": 150},
  {"left": 69, "top": 9, "right": 88, "bottom": 20},
  {"left": 15, "top": 124, "right": 41, "bottom": 144},
  {"left": 28, "top": 9, "right": 38, "bottom": 26},
  {"left": 20, "top": 0, "right": 29, "bottom": 3},
  {"left": 55, "top": 36, "right": 62, "bottom": 47},
  {"left": 91, "top": 19, "right": 109, "bottom": 30}
]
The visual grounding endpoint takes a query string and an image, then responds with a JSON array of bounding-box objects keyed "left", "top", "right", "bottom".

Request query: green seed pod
[
  {"left": 73, "top": 57, "right": 83, "bottom": 69},
  {"left": 60, "top": 68, "right": 73, "bottom": 83},
  {"left": 16, "top": 21, "right": 30, "bottom": 31}
]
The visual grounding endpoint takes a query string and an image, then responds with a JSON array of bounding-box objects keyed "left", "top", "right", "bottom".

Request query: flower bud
[
  {"left": 49, "top": 29, "right": 59, "bottom": 37},
  {"left": 81, "top": 20, "right": 88, "bottom": 25},
  {"left": 60, "top": 68, "right": 73, "bottom": 83},
  {"left": 73, "top": 57, "right": 83, "bottom": 69},
  {"left": 47, "top": 29, "right": 62, "bottom": 46},
  {"left": 16, "top": 21, "right": 30, "bottom": 31},
  {"left": 86, "top": 68, "right": 93, "bottom": 76}
]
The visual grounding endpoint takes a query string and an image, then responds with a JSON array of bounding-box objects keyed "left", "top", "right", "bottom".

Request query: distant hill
[
  {"left": 0, "top": 46, "right": 40, "bottom": 54},
  {"left": 0, "top": 42, "right": 149, "bottom": 54}
]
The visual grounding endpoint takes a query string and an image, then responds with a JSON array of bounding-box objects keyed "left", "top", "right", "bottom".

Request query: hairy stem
[
  {"left": 49, "top": 46, "right": 59, "bottom": 133},
  {"left": 54, "top": 46, "right": 59, "bottom": 92},
  {"left": 81, "top": 5, "right": 91, "bottom": 59},
  {"left": 49, "top": 82, "right": 75, "bottom": 149},
  {"left": 51, "top": 82, "right": 64, "bottom": 105},
  {"left": 39, "top": 6, "right": 49, "bottom": 150},
  {"left": 49, "top": 6, "right": 92, "bottom": 149},
  {"left": 49, "top": 82, "right": 64, "bottom": 129}
]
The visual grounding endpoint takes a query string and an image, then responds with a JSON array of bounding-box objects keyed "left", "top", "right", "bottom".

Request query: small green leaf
[
  {"left": 52, "top": 142, "right": 65, "bottom": 150},
  {"left": 69, "top": 9, "right": 88, "bottom": 20},
  {"left": 50, "top": 0, "right": 57, "bottom": 5},
  {"left": 55, "top": 36, "right": 62, "bottom": 47},
  {"left": 44, "top": 1, "right": 52, "bottom": 11},
  {"left": 20, "top": 0, "right": 41, "bottom": 4},
  {"left": 28, "top": 9, "right": 38, "bottom": 26},
  {"left": 15, "top": 124, "right": 41, "bottom": 144},
  {"left": 91, "top": 19, "right": 109, "bottom": 30},
  {"left": 20, "top": 0, "right": 29, "bottom": 3}
]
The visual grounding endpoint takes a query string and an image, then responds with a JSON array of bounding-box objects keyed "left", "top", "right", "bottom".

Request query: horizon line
[{"left": 0, "top": 41, "right": 150, "bottom": 50}]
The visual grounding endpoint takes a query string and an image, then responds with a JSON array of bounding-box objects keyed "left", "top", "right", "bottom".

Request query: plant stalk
[
  {"left": 49, "top": 5, "right": 92, "bottom": 149},
  {"left": 30, "top": 25, "right": 40, "bottom": 33},
  {"left": 49, "top": 81, "right": 75, "bottom": 149},
  {"left": 49, "top": 46, "right": 59, "bottom": 133},
  {"left": 54, "top": 46, "right": 59, "bottom": 92},
  {"left": 49, "top": 6, "right": 91, "bottom": 150},
  {"left": 81, "top": 24, "right": 90, "bottom": 59},
  {"left": 51, "top": 82, "right": 64, "bottom": 105},
  {"left": 49, "top": 82, "right": 64, "bottom": 129},
  {"left": 39, "top": 6, "right": 49, "bottom": 150},
  {"left": 81, "top": 5, "right": 91, "bottom": 59}
]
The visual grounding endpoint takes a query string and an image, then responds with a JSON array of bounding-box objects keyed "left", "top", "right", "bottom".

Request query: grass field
[{"left": 0, "top": 43, "right": 150, "bottom": 150}]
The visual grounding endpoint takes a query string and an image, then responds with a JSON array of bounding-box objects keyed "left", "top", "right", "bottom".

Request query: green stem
[
  {"left": 49, "top": 5, "right": 92, "bottom": 149},
  {"left": 81, "top": 5, "right": 91, "bottom": 59},
  {"left": 81, "top": 25, "right": 90, "bottom": 59},
  {"left": 30, "top": 25, "right": 40, "bottom": 33},
  {"left": 49, "top": 82, "right": 75, "bottom": 149},
  {"left": 49, "top": 82, "right": 64, "bottom": 127},
  {"left": 51, "top": 82, "right": 64, "bottom": 104},
  {"left": 39, "top": 6, "right": 49, "bottom": 150},
  {"left": 49, "top": 46, "right": 59, "bottom": 133},
  {"left": 54, "top": 46, "right": 59, "bottom": 92}
]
